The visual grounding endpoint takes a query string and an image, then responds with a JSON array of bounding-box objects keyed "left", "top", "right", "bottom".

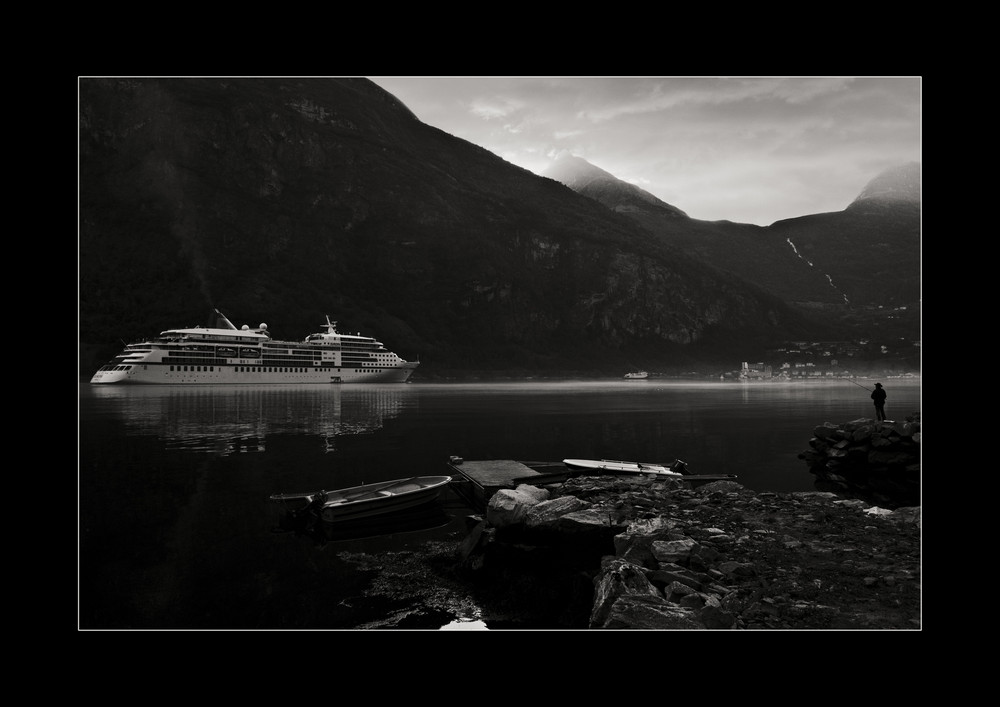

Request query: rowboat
[{"left": 270, "top": 475, "right": 452, "bottom": 523}]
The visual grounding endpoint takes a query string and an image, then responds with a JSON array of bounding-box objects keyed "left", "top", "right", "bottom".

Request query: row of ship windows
[
  {"left": 167, "top": 365, "right": 389, "bottom": 373},
  {"left": 165, "top": 356, "right": 379, "bottom": 364},
  {"left": 163, "top": 346, "right": 379, "bottom": 355},
  {"left": 234, "top": 367, "right": 315, "bottom": 373},
  {"left": 102, "top": 365, "right": 394, "bottom": 374}
]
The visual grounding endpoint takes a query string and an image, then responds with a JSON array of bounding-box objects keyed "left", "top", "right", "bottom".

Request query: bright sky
[{"left": 368, "top": 76, "right": 921, "bottom": 226}]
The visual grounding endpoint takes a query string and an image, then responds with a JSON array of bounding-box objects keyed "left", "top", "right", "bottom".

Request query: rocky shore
[
  {"left": 798, "top": 414, "right": 920, "bottom": 508},
  {"left": 451, "top": 472, "right": 919, "bottom": 629},
  {"left": 326, "top": 416, "right": 920, "bottom": 630}
]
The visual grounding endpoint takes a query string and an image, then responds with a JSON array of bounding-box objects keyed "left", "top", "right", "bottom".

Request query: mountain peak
[
  {"left": 850, "top": 161, "right": 920, "bottom": 208},
  {"left": 543, "top": 153, "right": 617, "bottom": 185},
  {"left": 543, "top": 153, "right": 688, "bottom": 218}
]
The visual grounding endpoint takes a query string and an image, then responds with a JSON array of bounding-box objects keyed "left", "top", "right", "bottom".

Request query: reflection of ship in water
[{"left": 89, "top": 385, "right": 414, "bottom": 455}]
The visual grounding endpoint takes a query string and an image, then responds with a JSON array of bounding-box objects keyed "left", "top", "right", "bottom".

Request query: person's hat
[{"left": 874, "top": 382, "right": 882, "bottom": 387}]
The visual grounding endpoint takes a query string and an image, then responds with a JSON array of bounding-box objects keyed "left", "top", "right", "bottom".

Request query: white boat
[
  {"left": 270, "top": 476, "right": 452, "bottom": 523},
  {"left": 624, "top": 371, "right": 648, "bottom": 379},
  {"left": 562, "top": 458, "right": 738, "bottom": 482},
  {"left": 90, "top": 309, "right": 419, "bottom": 384},
  {"left": 563, "top": 458, "right": 684, "bottom": 476}
]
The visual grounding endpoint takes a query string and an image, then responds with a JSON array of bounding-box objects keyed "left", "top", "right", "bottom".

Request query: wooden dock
[{"left": 447, "top": 459, "right": 549, "bottom": 511}]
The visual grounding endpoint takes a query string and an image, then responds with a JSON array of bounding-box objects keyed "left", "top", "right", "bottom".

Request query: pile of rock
[
  {"left": 798, "top": 414, "right": 920, "bottom": 508},
  {"left": 455, "top": 474, "right": 921, "bottom": 629}
]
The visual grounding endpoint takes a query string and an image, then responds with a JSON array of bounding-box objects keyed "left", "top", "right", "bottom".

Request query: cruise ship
[{"left": 90, "top": 310, "right": 419, "bottom": 385}]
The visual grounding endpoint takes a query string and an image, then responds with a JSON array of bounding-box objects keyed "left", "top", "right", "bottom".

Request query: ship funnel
[{"left": 211, "top": 308, "right": 239, "bottom": 331}]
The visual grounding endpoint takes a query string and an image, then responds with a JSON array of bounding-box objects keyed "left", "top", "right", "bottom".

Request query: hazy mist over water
[
  {"left": 79, "top": 378, "right": 920, "bottom": 629},
  {"left": 81, "top": 379, "right": 921, "bottom": 490}
]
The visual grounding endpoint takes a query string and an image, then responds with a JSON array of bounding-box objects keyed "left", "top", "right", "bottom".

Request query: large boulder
[
  {"left": 599, "top": 595, "right": 703, "bottom": 629},
  {"left": 525, "top": 496, "right": 590, "bottom": 526},
  {"left": 590, "top": 558, "right": 662, "bottom": 627},
  {"left": 651, "top": 538, "right": 698, "bottom": 564},
  {"left": 485, "top": 484, "right": 550, "bottom": 527}
]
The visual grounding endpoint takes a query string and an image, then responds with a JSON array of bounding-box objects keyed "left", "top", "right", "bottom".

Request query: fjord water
[{"left": 79, "top": 378, "right": 920, "bottom": 629}]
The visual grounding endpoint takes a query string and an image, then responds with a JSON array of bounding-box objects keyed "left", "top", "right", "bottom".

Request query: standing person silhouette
[{"left": 871, "top": 382, "right": 887, "bottom": 421}]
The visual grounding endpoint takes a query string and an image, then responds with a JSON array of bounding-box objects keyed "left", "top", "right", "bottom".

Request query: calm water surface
[{"left": 78, "top": 378, "right": 920, "bottom": 629}]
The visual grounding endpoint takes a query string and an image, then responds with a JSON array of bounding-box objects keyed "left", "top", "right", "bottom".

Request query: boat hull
[
  {"left": 562, "top": 458, "right": 737, "bottom": 482},
  {"left": 563, "top": 458, "right": 682, "bottom": 477},
  {"left": 278, "top": 504, "right": 452, "bottom": 543},
  {"left": 272, "top": 476, "right": 452, "bottom": 524}
]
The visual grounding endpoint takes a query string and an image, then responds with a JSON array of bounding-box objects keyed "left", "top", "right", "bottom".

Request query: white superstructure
[{"left": 90, "top": 310, "right": 418, "bottom": 384}]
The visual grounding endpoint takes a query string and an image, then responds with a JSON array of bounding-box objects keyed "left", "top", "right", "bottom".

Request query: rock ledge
[{"left": 458, "top": 473, "right": 920, "bottom": 629}]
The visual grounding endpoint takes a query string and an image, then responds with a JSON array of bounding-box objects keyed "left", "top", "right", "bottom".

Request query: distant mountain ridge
[
  {"left": 544, "top": 154, "right": 920, "bottom": 311},
  {"left": 543, "top": 154, "right": 688, "bottom": 218},
  {"left": 849, "top": 161, "right": 920, "bottom": 207}
]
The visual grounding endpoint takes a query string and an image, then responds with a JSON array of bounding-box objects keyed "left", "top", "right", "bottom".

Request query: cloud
[
  {"left": 369, "top": 76, "right": 920, "bottom": 225},
  {"left": 469, "top": 96, "right": 524, "bottom": 121}
]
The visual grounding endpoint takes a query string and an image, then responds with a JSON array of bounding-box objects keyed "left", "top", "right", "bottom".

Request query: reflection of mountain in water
[{"left": 89, "top": 385, "right": 415, "bottom": 455}]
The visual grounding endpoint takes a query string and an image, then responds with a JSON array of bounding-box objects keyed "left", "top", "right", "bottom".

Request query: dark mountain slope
[
  {"left": 79, "top": 78, "right": 820, "bottom": 376},
  {"left": 543, "top": 155, "right": 851, "bottom": 306},
  {"left": 545, "top": 155, "right": 920, "bottom": 312},
  {"left": 766, "top": 162, "right": 921, "bottom": 308},
  {"left": 766, "top": 202, "right": 920, "bottom": 307}
]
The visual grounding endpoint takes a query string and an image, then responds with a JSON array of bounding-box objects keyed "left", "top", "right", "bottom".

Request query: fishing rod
[
  {"left": 841, "top": 377, "right": 872, "bottom": 392},
  {"left": 830, "top": 362, "right": 873, "bottom": 391}
]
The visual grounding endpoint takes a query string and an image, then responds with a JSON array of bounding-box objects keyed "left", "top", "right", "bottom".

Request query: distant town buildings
[
  {"left": 740, "top": 361, "right": 773, "bottom": 379},
  {"left": 719, "top": 337, "right": 920, "bottom": 381}
]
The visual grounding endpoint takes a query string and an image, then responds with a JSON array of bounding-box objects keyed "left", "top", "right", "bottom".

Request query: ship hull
[{"left": 90, "top": 361, "right": 418, "bottom": 385}]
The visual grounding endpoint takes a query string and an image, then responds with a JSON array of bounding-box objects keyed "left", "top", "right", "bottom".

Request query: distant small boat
[
  {"left": 270, "top": 475, "right": 452, "bottom": 523},
  {"left": 624, "top": 371, "right": 648, "bottom": 379}
]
